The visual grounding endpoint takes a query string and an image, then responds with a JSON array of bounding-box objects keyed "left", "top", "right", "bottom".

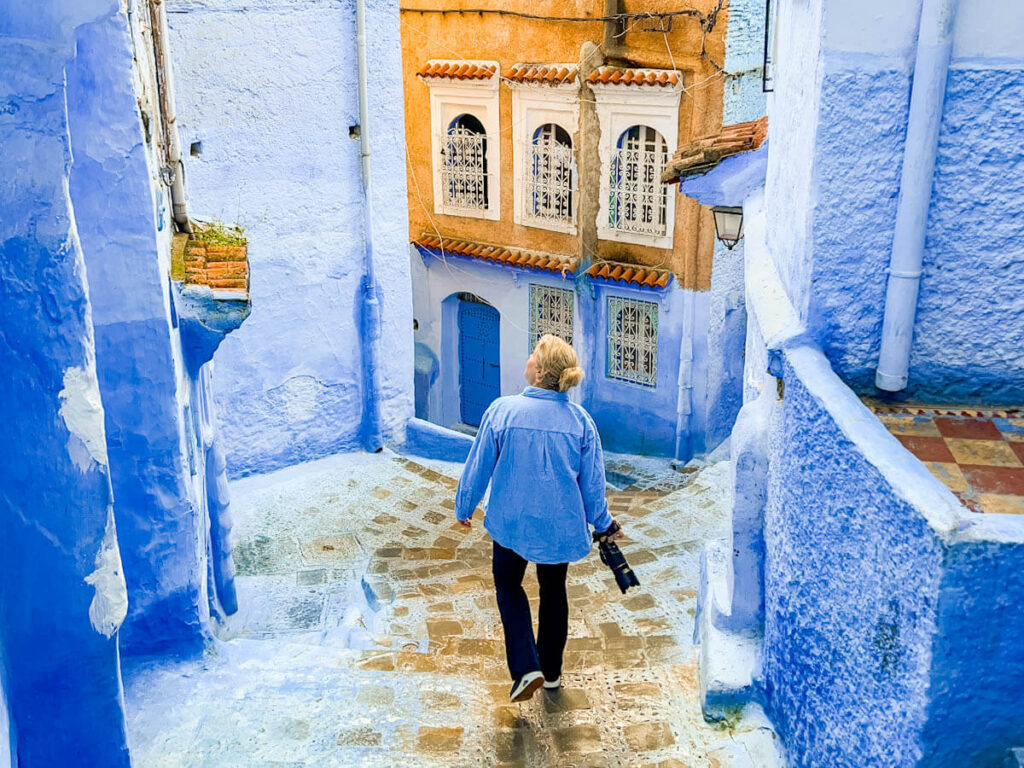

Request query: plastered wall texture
[
  {"left": 721, "top": 0, "right": 767, "bottom": 126},
  {"left": 703, "top": 240, "right": 746, "bottom": 453},
  {"left": 780, "top": 0, "right": 1024, "bottom": 402},
  {"left": 761, "top": 0, "right": 822, "bottom": 322},
  {"left": 700, "top": 0, "right": 765, "bottom": 454},
  {"left": 0, "top": 2, "right": 133, "bottom": 762},
  {"left": 764, "top": 352, "right": 943, "bottom": 767},
  {"left": 67, "top": 7, "right": 210, "bottom": 657},
  {"left": 762, "top": 345, "right": 1024, "bottom": 767},
  {"left": 167, "top": 0, "right": 414, "bottom": 477}
]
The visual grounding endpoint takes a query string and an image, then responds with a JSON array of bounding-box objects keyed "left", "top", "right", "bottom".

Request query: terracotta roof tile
[
  {"left": 417, "top": 60, "right": 498, "bottom": 81},
  {"left": 505, "top": 63, "right": 578, "bottom": 85},
  {"left": 586, "top": 66, "right": 681, "bottom": 88},
  {"left": 585, "top": 260, "right": 673, "bottom": 290},
  {"left": 662, "top": 116, "right": 768, "bottom": 183},
  {"left": 413, "top": 234, "right": 577, "bottom": 276}
]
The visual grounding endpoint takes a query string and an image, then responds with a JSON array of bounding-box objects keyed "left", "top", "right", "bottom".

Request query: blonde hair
[{"left": 533, "top": 334, "right": 584, "bottom": 393}]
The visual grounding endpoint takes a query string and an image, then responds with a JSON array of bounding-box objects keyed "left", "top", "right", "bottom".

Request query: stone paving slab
[{"left": 125, "top": 450, "right": 774, "bottom": 766}]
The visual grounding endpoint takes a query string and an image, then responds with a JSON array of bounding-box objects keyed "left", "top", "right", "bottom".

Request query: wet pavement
[{"left": 124, "top": 450, "right": 777, "bottom": 767}]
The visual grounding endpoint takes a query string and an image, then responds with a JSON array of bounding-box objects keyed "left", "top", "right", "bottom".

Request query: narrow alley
[{"left": 124, "top": 452, "right": 777, "bottom": 767}]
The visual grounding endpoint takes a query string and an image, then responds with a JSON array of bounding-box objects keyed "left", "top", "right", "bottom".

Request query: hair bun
[{"left": 558, "top": 366, "right": 585, "bottom": 392}]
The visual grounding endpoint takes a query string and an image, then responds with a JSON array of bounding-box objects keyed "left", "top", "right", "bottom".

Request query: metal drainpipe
[
  {"left": 149, "top": 0, "right": 191, "bottom": 234},
  {"left": 673, "top": 291, "right": 695, "bottom": 465},
  {"left": 875, "top": 0, "right": 959, "bottom": 391},
  {"left": 355, "top": 0, "right": 384, "bottom": 452}
]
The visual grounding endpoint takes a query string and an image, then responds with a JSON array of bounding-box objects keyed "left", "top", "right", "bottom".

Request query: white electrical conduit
[
  {"left": 149, "top": 0, "right": 191, "bottom": 233},
  {"left": 355, "top": 0, "right": 384, "bottom": 451},
  {"left": 875, "top": 0, "right": 959, "bottom": 391}
]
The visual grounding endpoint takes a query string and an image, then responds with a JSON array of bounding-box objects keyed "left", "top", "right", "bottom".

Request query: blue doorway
[{"left": 458, "top": 295, "right": 500, "bottom": 427}]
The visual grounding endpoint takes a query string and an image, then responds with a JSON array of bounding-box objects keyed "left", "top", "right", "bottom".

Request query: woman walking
[{"left": 454, "top": 334, "right": 624, "bottom": 703}]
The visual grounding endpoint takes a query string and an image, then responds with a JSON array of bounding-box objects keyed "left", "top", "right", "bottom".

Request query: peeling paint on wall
[
  {"left": 58, "top": 365, "right": 109, "bottom": 471},
  {"left": 84, "top": 508, "right": 129, "bottom": 638}
]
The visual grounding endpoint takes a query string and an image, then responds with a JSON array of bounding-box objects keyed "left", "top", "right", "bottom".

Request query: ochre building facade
[{"left": 402, "top": 2, "right": 733, "bottom": 458}]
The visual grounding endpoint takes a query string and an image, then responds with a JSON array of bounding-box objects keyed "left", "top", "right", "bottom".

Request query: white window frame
[
  {"left": 529, "top": 284, "right": 575, "bottom": 350},
  {"left": 422, "top": 65, "right": 501, "bottom": 221},
  {"left": 592, "top": 78, "right": 682, "bottom": 250},
  {"left": 606, "top": 295, "right": 659, "bottom": 387},
  {"left": 509, "top": 79, "right": 579, "bottom": 235}
]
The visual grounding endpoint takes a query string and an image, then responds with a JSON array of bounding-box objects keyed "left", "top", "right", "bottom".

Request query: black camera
[{"left": 594, "top": 520, "right": 641, "bottom": 594}]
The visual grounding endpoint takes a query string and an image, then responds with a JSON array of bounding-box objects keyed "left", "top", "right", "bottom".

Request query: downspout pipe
[
  {"left": 149, "top": 0, "right": 191, "bottom": 234},
  {"left": 355, "top": 0, "right": 384, "bottom": 452},
  {"left": 875, "top": 0, "right": 959, "bottom": 391},
  {"left": 673, "top": 290, "right": 695, "bottom": 465}
]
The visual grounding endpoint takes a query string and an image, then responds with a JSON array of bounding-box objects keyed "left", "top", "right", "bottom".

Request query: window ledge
[{"left": 597, "top": 225, "right": 674, "bottom": 251}]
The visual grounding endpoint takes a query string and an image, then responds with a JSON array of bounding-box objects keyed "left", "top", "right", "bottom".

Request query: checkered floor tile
[{"left": 867, "top": 403, "right": 1024, "bottom": 515}]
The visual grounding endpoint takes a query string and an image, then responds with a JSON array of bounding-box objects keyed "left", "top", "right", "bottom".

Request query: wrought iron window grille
[
  {"left": 523, "top": 124, "right": 575, "bottom": 228},
  {"left": 440, "top": 117, "right": 491, "bottom": 212},
  {"left": 529, "top": 285, "right": 575, "bottom": 350},
  {"left": 608, "top": 125, "right": 669, "bottom": 237},
  {"left": 607, "top": 295, "right": 658, "bottom": 387}
]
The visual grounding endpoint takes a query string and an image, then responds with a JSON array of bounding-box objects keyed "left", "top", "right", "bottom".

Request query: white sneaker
[
  {"left": 543, "top": 676, "right": 561, "bottom": 690},
  {"left": 510, "top": 671, "right": 544, "bottom": 703}
]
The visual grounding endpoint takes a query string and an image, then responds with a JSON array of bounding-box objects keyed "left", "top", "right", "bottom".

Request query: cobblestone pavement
[{"left": 125, "top": 450, "right": 777, "bottom": 767}]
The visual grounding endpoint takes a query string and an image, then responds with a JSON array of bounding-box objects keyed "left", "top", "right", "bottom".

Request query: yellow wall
[{"left": 400, "top": 1, "right": 727, "bottom": 291}]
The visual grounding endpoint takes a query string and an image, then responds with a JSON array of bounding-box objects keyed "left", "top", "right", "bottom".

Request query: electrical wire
[
  {"left": 398, "top": 7, "right": 714, "bottom": 29},
  {"left": 399, "top": 5, "right": 731, "bottom": 283}
]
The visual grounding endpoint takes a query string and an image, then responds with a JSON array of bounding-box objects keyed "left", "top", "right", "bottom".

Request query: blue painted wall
[
  {"left": 908, "top": 67, "right": 1024, "bottom": 403},
  {"left": 722, "top": 0, "right": 768, "bottom": 125},
  {"left": 0, "top": 2, "right": 133, "bottom": 762},
  {"left": 920, "top": 535, "right": 1024, "bottom": 766},
  {"left": 703, "top": 241, "right": 747, "bottom": 452},
  {"left": 777, "top": 0, "right": 1024, "bottom": 403},
  {"left": 693, "top": 0, "right": 765, "bottom": 454},
  {"left": 723, "top": 3, "right": 1024, "bottom": 764},
  {"left": 761, "top": 343, "right": 1024, "bottom": 767},
  {"left": 167, "top": 0, "right": 414, "bottom": 477},
  {"left": 67, "top": 6, "right": 210, "bottom": 657},
  {"left": 763, "top": 349, "right": 943, "bottom": 766},
  {"left": 582, "top": 283, "right": 688, "bottom": 457}
]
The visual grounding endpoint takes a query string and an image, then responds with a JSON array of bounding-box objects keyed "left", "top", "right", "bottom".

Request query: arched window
[
  {"left": 524, "top": 123, "right": 574, "bottom": 226},
  {"left": 608, "top": 125, "right": 668, "bottom": 236},
  {"left": 441, "top": 114, "right": 488, "bottom": 211}
]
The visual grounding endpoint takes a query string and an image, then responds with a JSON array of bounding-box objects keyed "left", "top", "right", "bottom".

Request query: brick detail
[{"left": 183, "top": 237, "right": 249, "bottom": 295}]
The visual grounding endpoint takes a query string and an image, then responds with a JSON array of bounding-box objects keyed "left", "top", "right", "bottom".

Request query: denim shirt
[{"left": 454, "top": 387, "right": 613, "bottom": 564}]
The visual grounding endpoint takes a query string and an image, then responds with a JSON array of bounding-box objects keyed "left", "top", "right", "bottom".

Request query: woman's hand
[
  {"left": 599, "top": 518, "right": 625, "bottom": 542},
  {"left": 458, "top": 517, "right": 472, "bottom": 528}
]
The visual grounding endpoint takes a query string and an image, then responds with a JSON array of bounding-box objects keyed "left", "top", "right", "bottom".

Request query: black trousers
[{"left": 492, "top": 540, "right": 569, "bottom": 681}]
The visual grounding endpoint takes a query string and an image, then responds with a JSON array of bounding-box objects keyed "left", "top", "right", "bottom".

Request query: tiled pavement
[
  {"left": 124, "top": 451, "right": 778, "bottom": 767},
  {"left": 868, "top": 403, "right": 1024, "bottom": 515}
]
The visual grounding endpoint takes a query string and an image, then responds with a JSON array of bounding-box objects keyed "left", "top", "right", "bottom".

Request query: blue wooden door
[{"left": 458, "top": 298, "right": 500, "bottom": 427}]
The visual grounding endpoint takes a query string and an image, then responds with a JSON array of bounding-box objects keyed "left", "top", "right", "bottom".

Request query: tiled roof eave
[
  {"left": 412, "top": 235, "right": 577, "bottom": 278},
  {"left": 584, "top": 261, "right": 674, "bottom": 292},
  {"left": 663, "top": 116, "right": 769, "bottom": 183},
  {"left": 417, "top": 60, "right": 499, "bottom": 82},
  {"left": 504, "top": 63, "right": 579, "bottom": 87},
  {"left": 585, "top": 66, "right": 683, "bottom": 90}
]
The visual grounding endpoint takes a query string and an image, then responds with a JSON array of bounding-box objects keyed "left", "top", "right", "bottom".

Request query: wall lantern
[{"left": 711, "top": 206, "right": 744, "bottom": 250}]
